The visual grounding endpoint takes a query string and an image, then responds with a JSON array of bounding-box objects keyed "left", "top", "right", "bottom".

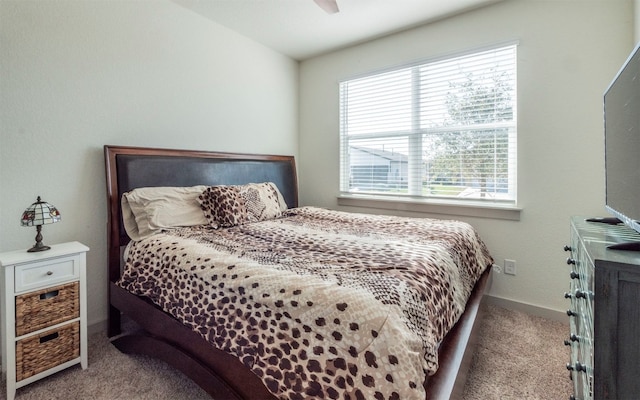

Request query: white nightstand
[{"left": 0, "top": 241, "right": 89, "bottom": 400}]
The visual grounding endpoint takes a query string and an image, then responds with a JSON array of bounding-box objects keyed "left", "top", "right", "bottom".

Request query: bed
[{"left": 104, "top": 145, "right": 493, "bottom": 400}]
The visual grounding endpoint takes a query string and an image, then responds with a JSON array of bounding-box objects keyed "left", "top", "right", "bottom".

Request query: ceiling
[{"left": 172, "top": 0, "right": 502, "bottom": 60}]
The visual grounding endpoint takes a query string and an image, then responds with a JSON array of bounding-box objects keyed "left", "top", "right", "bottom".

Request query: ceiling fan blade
[{"left": 313, "top": 0, "right": 339, "bottom": 14}]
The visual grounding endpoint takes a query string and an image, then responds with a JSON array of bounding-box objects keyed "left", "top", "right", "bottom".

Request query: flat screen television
[{"left": 603, "top": 42, "right": 640, "bottom": 250}]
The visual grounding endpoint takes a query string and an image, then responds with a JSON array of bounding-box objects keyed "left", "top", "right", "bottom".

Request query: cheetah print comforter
[{"left": 118, "top": 206, "right": 493, "bottom": 399}]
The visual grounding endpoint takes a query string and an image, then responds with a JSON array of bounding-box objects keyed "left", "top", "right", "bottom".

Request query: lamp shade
[
  {"left": 21, "top": 196, "right": 61, "bottom": 252},
  {"left": 21, "top": 196, "right": 61, "bottom": 227}
]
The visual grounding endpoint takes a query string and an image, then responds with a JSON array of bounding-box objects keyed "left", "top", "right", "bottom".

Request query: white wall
[
  {"left": 298, "top": 0, "right": 635, "bottom": 317},
  {"left": 636, "top": 0, "right": 640, "bottom": 42},
  {"left": 0, "top": 0, "right": 299, "bottom": 329}
]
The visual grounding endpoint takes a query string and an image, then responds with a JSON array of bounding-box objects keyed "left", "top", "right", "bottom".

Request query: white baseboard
[{"left": 483, "top": 294, "right": 568, "bottom": 324}]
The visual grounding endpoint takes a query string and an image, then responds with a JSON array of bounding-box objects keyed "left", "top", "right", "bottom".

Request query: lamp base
[
  {"left": 27, "top": 225, "right": 50, "bottom": 252},
  {"left": 27, "top": 243, "right": 51, "bottom": 252}
]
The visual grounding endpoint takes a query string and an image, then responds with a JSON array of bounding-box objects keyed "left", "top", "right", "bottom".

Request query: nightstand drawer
[
  {"left": 15, "top": 322, "right": 80, "bottom": 381},
  {"left": 14, "top": 255, "right": 80, "bottom": 292},
  {"left": 15, "top": 282, "right": 80, "bottom": 336}
]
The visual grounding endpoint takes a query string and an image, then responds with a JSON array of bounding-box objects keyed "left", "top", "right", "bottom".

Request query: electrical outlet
[{"left": 504, "top": 259, "right": 516, "bottom": 275}]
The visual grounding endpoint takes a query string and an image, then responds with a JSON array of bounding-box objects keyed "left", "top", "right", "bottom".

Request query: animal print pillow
[
  {"left": 198, "top": 185, "right": 246, "bottom": 228},
  {"left": 199, "top": 182, "right": 287, "bottom": 228}
]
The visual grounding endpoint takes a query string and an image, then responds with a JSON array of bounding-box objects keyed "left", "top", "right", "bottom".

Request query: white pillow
[{"left": 121, "top": 185, "right": 208, "bottom": 241}]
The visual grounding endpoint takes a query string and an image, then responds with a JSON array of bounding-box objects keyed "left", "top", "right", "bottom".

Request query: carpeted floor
[
  {"left": 1, "top": 305, "right": 572, "bottom": 399},
  {"left": 461, "top": 305, "right": 572, "bottom": 399}
]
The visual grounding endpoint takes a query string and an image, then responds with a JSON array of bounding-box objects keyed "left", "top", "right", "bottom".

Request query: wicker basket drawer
[
  {"left": 16, "top": 282, "right": 79, "bottom": 336},
  {"left": 16, "top": 321, "right": 80, "bottom": 381}
]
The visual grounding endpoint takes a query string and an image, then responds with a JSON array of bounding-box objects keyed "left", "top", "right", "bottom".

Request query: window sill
[{"left": 337, "top": 194, "right": 521, "bottom": 221}]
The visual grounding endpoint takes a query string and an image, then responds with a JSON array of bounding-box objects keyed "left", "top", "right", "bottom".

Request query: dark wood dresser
[{"left": 564, "top": 217, "right": 640, "bottom": 400}]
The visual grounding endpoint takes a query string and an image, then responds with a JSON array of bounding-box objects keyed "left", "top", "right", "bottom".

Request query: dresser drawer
[
  {"left": 15, "top": 282, "right": 80, "bottom": 336},
  {"left": 15, "top": 321, "right": 80, "bottom": 381},
  {"left": 14, "top": 255, "right": 80, "bottom": 292}
]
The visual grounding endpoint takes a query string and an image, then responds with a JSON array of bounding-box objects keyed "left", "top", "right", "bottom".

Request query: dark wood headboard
[{"left": 104, "top": 145, "right": 298, "bottom": 283}]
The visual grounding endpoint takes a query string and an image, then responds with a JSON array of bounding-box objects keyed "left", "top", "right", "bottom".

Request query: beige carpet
[
  {"left": 461, "top": 305, "right": 572, "bottom": 399},
  {"left": 2, "top": 305, "right": 572, "bottom": 399}
]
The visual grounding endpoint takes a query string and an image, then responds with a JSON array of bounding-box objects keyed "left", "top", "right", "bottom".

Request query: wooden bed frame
[{"left": 104, "top": 145, "right": 491, "bottom": 400}]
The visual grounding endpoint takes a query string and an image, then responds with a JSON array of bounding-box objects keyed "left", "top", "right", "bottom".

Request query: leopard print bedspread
[{"left": 118, "top": 207, "right": 493, "bottom": 399}]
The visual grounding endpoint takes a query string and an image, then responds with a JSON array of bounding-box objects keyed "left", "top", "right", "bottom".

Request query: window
[{"left": 339, "top": 44, "right": 517, "bottom": 206}]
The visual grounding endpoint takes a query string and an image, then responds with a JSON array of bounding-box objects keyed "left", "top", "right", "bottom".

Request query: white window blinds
[{"left": 339, "top": 44, "right": 517, "bottom": 204}]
